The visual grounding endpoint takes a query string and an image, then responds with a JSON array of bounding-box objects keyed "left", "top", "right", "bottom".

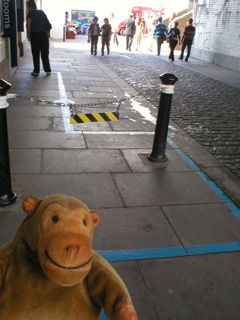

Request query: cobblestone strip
[{"left": 99, "top": 54, "right": 240, "bottom": 180}]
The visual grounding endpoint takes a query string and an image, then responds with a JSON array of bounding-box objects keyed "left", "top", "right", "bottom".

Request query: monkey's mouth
[{"left": 45, "top": 250, "right": 92, "bottom": 270}]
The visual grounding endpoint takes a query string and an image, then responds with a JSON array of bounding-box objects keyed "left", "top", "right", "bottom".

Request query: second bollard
[
  {"left": 148, "top": 73, "right": 178, "bottom": 163},
  {"left": 0, "top": 79, "right": 17, "bottom": 205}
]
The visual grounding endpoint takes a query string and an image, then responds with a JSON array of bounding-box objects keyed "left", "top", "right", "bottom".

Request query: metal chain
[{"left": 15, "top": 92, "right": 144, "bottom": 115}]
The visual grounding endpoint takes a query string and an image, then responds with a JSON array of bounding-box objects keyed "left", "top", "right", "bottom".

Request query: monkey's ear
[
  {"left": 22, "top": 196, "right": 42, "bottom": 216},
  {"left": 90, "top": 210, "right": 100, "bottom": 228}
]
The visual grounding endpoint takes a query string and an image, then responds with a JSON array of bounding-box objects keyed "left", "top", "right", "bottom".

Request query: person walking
[
  {"left": 109, "top": 13, "right": 119, "bottom": 46},
  {"left": 88, "top": 16, "right": 101, "bottom": 56},
  {"left": 168, "top": 12, "right": 177, "bottom": 32},
  {"left": 179, "top": 18, "right": 195, "bottom": 62},
  {"left": 136, "top": 17, "right": 144, "bottom": 51},
  {"left": 125, "top": 14, "right": 136, "bottom": 52},
  {"left": 147, "top": 17, "right": 156, "bottom": 52},
  {"left": 167, "top": 21, "right": 181, "bottom": 61},
  {"left": 153, "top": 17, "right": 167, "bottom": 56},
  {"left": 26, "top": 0, "right": 52, "bottom": 76},
  {"left": 101, "top": 18, "right": 112, "bottom": 56}
]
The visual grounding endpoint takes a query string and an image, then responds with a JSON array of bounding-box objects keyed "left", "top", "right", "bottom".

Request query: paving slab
[
  {"left": 122, "top": 149, "right": 195, "bottom": 173},
  {"left": 30, "top": 89, "right": 73, "bottom": 98},
  {"left": 11, "top": 173, "right": 124, "bottom": 208},
  {"left": 202, "top": 166, "right": 240, "bottom": 208},
  {"left": 9, "top": 131, "right": 85, "bottom": 148},
  {"left": 93, "top": 206, "right": 181, "bottom": 250},
  {"left": 138, "top": 253, "right": 240, "bottom": 320},
  {"left": 8, "top": 96, "right": 38, "bottom": 106},
  {"left": 27, "top": 83, "right": 86, "bottom": 90},
  {"left": 111, "top": 261, "right": 158, "bottom": 320},
  {"left": 8, "top": 116, "right": 52, "bottom": 131},
  {"left": 42, "top": 149, "right": 131, "bottom": 173},
  {"left": 7, "top": 106, "right": 64, "bottom": 117},
  {"left": 87, "top": 86, "right": 123, "bottom": 94},
  {"left": 0, "top": 207, "right": 26, "bottom": 247},
  {"left": 62, "top": 80, "right": 117, "bottom": 87},
  {"left": 10, "top": 149, "right": 41, "bottom": 173},
  {"left": 10, "top": 83, "right": 29, "bottom": 90},
  {"left": 162, "top": 203, "right": 240, "bottom": 245},
  {"left": 1, "top": 39, "right": 240, "bottom": 320},
  {"left": 74, "top": 72, "right": 106, "bottom": 77},
  {"left": 84, "top": 132, "right": 156, "bottom": 149},
  {"left": 109, "top": 117, "right": 155, "bottom": 132},
  {"left": 53, "top": 118, "right": 112, "bottom": 131},
  {"left": 8, "top": 89, "right": 32, "bottom": 96},
  {"left": 113, "top": 172, "right": 224, "bottom": 206},
  {"left": 73, "top": 92, "right": 123, "bottom": 99}
]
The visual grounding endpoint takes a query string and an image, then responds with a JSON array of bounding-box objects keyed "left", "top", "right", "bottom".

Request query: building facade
[
  {"left": 192, "top": 0, "right": 240, "bottom": 71},
  {"left": 0, "top": 0, "right": 28, "bottom": 80}
]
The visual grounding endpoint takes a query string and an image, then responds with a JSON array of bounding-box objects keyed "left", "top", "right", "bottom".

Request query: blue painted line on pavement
[
  {"left": 98, "top": 246, "right": 187, "bottom": 262},
  {"left": 167, "top": 137, "right": 240, "bottom": 221},
  {"left": 98, "top": 134, "right": 240, "bottom": 320},
  {"left": 185, "top": 242, "right": 240, "bottom": 255},
  {"left": 98, "top": 133, "right": 240, "bottom": 319},
  {"left": 97, "top": 242, "right": 240, "bottom": 263},
  {"left": 98, "top": 242, "right": 240, "bottom": 320}
]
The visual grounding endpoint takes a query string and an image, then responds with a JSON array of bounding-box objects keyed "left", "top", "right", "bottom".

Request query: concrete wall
[
  {"left": 41, "top": 0, "right": 66, "bottom": 40},
  {"left": 0, "top": 37, "right": 10, "bottom": 81},
  {"left": 192, "top": 0, "right": 240, "bottom": 71},
  {"left": 0, "top": 37, "right": 7, "bottom": 64},
  {"left": 18, "top": 29, "right": 28, "bottom": 57}
]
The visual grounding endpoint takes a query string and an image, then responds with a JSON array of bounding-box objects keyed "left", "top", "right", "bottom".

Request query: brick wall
[{"left": 192, "top": 0, "right": 240, "bottom": 70}]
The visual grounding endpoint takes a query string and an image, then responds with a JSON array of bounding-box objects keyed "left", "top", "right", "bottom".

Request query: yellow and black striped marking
[{"left": 70, "top": 112, "right": 119, "bottom": 124}]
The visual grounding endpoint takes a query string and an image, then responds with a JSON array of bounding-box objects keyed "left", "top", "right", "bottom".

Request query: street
[
  {"left": 99, "top": 35, "right": 240, "bottom": 181},
  {"left": 0, "top": 34, "right": 239, "bottom": 320}
]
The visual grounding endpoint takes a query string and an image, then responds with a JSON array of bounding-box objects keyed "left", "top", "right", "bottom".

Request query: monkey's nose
[{"left": 66, "top": 246, "right": 79, "bottom": 266}]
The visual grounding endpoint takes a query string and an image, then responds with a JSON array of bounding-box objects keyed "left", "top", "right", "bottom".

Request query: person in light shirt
[{"left": 109, "top": 13, "right": 119, "bottom": 46}]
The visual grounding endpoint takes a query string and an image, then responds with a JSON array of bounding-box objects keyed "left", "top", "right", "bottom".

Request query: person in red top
[{"left": 179, "top": 18, "right": 196, "bottom": 62}]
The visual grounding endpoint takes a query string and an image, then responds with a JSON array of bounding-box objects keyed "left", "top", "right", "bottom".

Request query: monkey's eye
[
  {"left": 83, "top": 219, "right": 87, "bottom": 226},
  {"left": 52, "top": 215, "right": 59, "bottom": 223}
]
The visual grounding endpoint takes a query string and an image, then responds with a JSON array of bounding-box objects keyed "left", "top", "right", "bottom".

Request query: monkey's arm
[
  {"left": 87, "top": 251, "right": 138, "bottom": 320},
  {"left": 0, "top": 256, "right": 9, "bottom": 288}
]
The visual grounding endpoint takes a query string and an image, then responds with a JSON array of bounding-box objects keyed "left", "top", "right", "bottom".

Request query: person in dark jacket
[
  {"left": 88, "top": 16, "right": 101, "bottom": 56},
  {"left": 153, "top": 17, "right": 167, "bottom": 56},
  {"left": 167, "top": 21, "right": 181, "bottom": 61},
  {"left": 179, "top": 18, "right": 195, "bottom": 62},
  {"left": 125, "top": 14, "right": 136, "bottom": 51},
  {"left": 101, "top": 18, "right": 112, "bottom": 56},
  {"left": 27, "top": 0, "right": 52, "bottom": 76}
]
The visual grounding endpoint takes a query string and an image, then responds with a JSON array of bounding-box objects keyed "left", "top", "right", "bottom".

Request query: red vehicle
[{"left": 117, "top": 6, "right": 164, "bottom": 35}]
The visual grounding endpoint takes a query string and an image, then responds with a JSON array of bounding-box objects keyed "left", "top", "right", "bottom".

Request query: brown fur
[{"left": 0, "top": 194, "right": 137, "bottom": 320}]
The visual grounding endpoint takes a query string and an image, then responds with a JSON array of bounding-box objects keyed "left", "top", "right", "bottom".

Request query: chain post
[
  {"left": 0, "top": 79, "right": 17, "bottom": 206},
  {"left": 148, "top": 73, "right": 178, "bottom": 163}
]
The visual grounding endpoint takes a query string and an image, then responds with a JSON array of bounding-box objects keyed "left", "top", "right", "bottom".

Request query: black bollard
[
  {"left": 0, "top": 79, "right": 17, "bottom": 205},
  {"left": 148, "top": 73, "right": 178, "bottom": 163}
]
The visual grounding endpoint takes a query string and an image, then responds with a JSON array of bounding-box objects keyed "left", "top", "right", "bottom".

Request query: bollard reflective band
[
  {"left": 160, "top": 84, "right": 175, "bottom": 94},
  {"left": 0, "top": 96, "right": 9, "bottom": 109},
  {"left": 0, "top": 94, "right": 17, "bottom": 109}
]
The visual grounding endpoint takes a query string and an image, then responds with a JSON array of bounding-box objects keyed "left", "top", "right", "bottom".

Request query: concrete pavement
[{"left": 0, "top": 36, "right": 240, "bottom": 319}]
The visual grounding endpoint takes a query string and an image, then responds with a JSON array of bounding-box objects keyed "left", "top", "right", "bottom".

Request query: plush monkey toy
[{"left": 0, "top": 194, "right": 138, "bottom": 320}]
